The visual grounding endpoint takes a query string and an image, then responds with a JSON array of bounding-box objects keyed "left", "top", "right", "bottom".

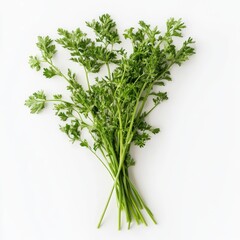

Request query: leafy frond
[{"left": 25, "top": 90, "right": 46, "bottom": 114}]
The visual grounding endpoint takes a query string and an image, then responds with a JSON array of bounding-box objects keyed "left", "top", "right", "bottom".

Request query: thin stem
[
  {"left": 145, "top": 104, "right": 158, "bottom": 117},
  {"left": 97, "top": 153, "right": 127, "bottom": 228},
  {"left": 44, "top": 99, "right": 73, "bottom": 105},
  {"left": 45, "top": 58, "right": 72, "bottom": 86},
  {"left": 88, "top": 147, "right": 114, "bottom": 179},
  {"left": 97, "top": 165, "right": 124, "bottom": 228},
  {"left": 100, "top": 132, "right": 118, "bottom": 173},
  {"left": 87, "top": 130, "right": 113, "bottom": 177},
  {"left": 106, "top": 63, "right": 111, "bottom": 80},
  {"left": 136, "top": 82, "right": 154, "bottom": 118},
  {"left": 123, "top": 191, "right": 131, "bottom": 224},
  {"left": 83, "top": 67, "right": 91, "bottom": 91},
  {"left": 97, "top": 184, "right": 115, "bottom": 228},
  {"left": 117, "top": 98, "right": 124, "bottom": 231},
  {"left": 118, "top": 184, "right": 122, "bottom": 230},
  {"left": 124, "top": 82, "right": 147, "bottom": 146},
  {"left": 136, "top": 62, "right": 174, "bottom": 119}
]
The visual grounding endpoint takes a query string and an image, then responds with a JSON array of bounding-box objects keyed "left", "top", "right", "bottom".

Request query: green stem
[
  {"left": 100, "top": 133, "right": 118, "bottom": 175},
  {"left": 97, "top": 184, "right": 115, "bottom": 228},
  {"left": 118, "top": 183, "right": 122, "bottom": 230},
  {"left": 119, "top": 173, "right": 131, "bottom": 224},
  {"left": 97, "top": 158, "right": 125, "bottom": 228},
  {"left": 106, "top": 63, "right": 111, "bottom": 80},
  {"left": 124, "top": 82, "right": 147, "bottom": 147},
  {"left": 126, "top": 176, "right": 157, "bottom": 224},
  {"left": 129, "top": 192, "right": 147, "bottom": 226},
  {"left": 83, "top": 67, "right": 91, "bottom": 91},
  {"left": 145, "top": 103, "right": 158, "bottom": 117},
  {"left": 45, "top": 58, "right": 73, "bottom": 86},
  {"left": 44, "top": 99, "right": 73, "bottom": 105},
  {"left": 136, "top": 62, "right": 175, "bottom": 121},
  {"left": 97, "top": 82, "right": 148, "bottom": 228},
  {"left": 88, "top": 147, "right": 114, "bottom": 179}
]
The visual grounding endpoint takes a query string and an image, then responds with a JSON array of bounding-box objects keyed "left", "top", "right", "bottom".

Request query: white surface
[{"left": 1, "top": 0, "right": 240, "bottom": 239}]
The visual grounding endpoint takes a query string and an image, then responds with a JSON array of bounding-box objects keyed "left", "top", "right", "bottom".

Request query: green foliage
[
  {"left": 29, "top": 56, "right": 41, "bottom": 71},
  {"left": 166, "top": 18, "right": 186, "bottom": 37},
  {"left": 36, "top": 36, "right": 57, "bottom": 59},
  {"left": 56, "top": 20, "right": 120, "bottom": 73},
  {"left": 86, "top": 13, "right": 121, "bottom": 45},
  {"left": 43, "top": 67, "right": 58, "bottom": 78},
  {"left": 151, "top": 91, "right": 168, "bottom": 105},
  {"left": 175, "top": 37, "right": 195, "bottom": 65},
  {"left": 60, "top": 119, "right": 80, "bottom": 142},
  {"left": 25, "top": 14, "right": 195, "bottom": 229},
  {"left": 25, "top": 90, "right": 46, "bottom": 113},
  {"left": 56, "top": 28, "right": 104, "bottom": 72}
]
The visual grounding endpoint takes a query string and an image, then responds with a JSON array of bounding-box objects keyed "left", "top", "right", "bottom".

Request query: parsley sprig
[{"left": 25, "top": 14, "right": 195, "bottom": 229}]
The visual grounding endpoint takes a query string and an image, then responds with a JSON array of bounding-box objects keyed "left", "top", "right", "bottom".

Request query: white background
[{"left": 1, "top": 0, "right": 240, "bottom": 239}]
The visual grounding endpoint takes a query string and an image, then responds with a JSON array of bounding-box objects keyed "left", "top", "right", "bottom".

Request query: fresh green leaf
[
  {"left": 25, "top": 90, "right": 46, "bottom": 113},
  {"left": 80, "top": 139, "right": 89, "bottom": 147},
  {"left": 29, "top": 56, "right": 41, "bottom": 71},
  {"left": 36, "top": 36, "right": 57, "bottom": 59},
  {"left": 43, "top": 67, "right": 58, "bottom": 78}
]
